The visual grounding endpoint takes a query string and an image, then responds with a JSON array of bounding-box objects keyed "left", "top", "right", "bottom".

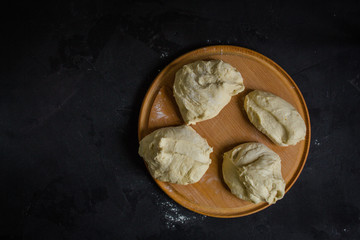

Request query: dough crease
[
  {"left": 244, "top": 90, "right": 306, "bottom": 146},
  {"left": 174, "top": 60, "right": 245, "bottom": 124},
  {"left": 139, "top": 125, "right": 213, "bottom": 185},
  {"left": 223, "top": 142, "right": 285, "bottom": 204}
]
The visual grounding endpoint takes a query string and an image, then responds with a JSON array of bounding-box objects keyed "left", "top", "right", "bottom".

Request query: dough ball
[
  {"left": 174, "top": 60, "right": 245, "bottom": 125},
  {"left": 138, "top": 125, "right": 213, "bottom": 185},
  {"left": 244, "top": 90, "right": 306, "bottom": 146},
  {"left": 223, "top": 142, "right": 285, "bottom": 204}
]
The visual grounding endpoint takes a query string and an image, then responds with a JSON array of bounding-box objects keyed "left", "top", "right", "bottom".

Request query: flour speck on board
[
  {"left": 153, "top": 90, "right": 168, "bottom": 120},
  {"left": 154, "top": 102, "right": 168, "bottom": 120}
]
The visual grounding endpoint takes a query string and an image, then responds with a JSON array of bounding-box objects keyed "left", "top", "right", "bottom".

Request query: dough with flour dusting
[
  {"left": 173, "top": 60, "right": 245, "bottom": 125},
  {"left": 223, "top": 142, "right": 285, "bottom": 204},
  {"left": 244, "top": 90, "right": 306, "bottom": 146},
  {"left": 139, "top": 125, "right": 213, "bottom": 185}
]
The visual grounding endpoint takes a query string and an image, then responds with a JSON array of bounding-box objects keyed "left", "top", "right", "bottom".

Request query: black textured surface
[{"left": 1, "top": 0, "right": 360, "bottom": 239}]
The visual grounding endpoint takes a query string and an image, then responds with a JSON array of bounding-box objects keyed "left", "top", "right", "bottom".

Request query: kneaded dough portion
[
  {"left": 174, "top": 60, "right": 245, "bottom": 125},
  {"left": 138, "top": 125, "right": 213, "bottom": 185},
  {"left": 244, "top": 90, "right": 306, "bottom": 146},
  {"left": 223, "top": 142, "right": 285, "bottom": 204}
]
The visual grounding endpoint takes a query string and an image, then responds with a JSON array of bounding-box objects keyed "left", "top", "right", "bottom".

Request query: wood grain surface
[{"left": 138, "top": 45, "right": 311, "bottom": 218}]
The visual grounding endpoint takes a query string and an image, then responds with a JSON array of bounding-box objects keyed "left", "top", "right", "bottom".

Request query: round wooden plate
[{"left": 138, "top": 45, "right": 311, "bottom": 218}]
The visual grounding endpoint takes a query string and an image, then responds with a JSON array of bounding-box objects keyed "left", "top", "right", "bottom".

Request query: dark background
[{"left": 1, "top": 0, "right": 360, "bottom": 239}]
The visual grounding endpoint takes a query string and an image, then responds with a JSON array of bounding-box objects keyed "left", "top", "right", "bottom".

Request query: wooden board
[{"left": 138, "top": 45, "right": 311, "bottom": 218}]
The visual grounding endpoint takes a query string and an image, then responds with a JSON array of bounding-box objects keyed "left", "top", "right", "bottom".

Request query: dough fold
[
  {"left": 174, "top": 60, "right": 245, "bottom": 124},
  {"left": 223, "top": 142, "right": 285, "bottom": 204},
  {"left": 139, "top": 125, "right": 213, "bottom": 185},
  {"left": 244, "top": 90, "right": 306, "bottom": 146}
]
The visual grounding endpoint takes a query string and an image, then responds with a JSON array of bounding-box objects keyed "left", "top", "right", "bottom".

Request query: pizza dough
[
  {"left": 244, "top": 90, "right": 306, "bottom": 146},
  {"left": 173, "top": 60, "right": 245, "bottom": 125},
  {"left": 138, "top": 125, "right": 213, "bottom": 185},
  {"left": 223, "top": 142, "right": 285, "bottom": 204}
]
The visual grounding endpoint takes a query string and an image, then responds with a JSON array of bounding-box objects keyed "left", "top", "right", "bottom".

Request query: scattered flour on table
[
  {"left": 348, "top": 74, "right": 360, "bottom": 92},
  {"left": 160, "top": 200, "right": 206, "bottom": 229},
  {"left": 152, "top": 193, "right": 206, "bottom": 230},
  {"left": 160, "top": 51, "right": 169, "bottom": 59}
]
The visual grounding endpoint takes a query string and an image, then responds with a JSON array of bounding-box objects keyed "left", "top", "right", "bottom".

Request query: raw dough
[
  {"left": 174, "top": 60, "right": 245, "bottom": 125},
  {"left": 244, "top": 90, "right": 306, "bottom": 146},
  {"left": 138, "top": 125, "right": 213, "bottom": 185},
  {"left": 223, "top": 142, "right": 285, "bottom": 204}
]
